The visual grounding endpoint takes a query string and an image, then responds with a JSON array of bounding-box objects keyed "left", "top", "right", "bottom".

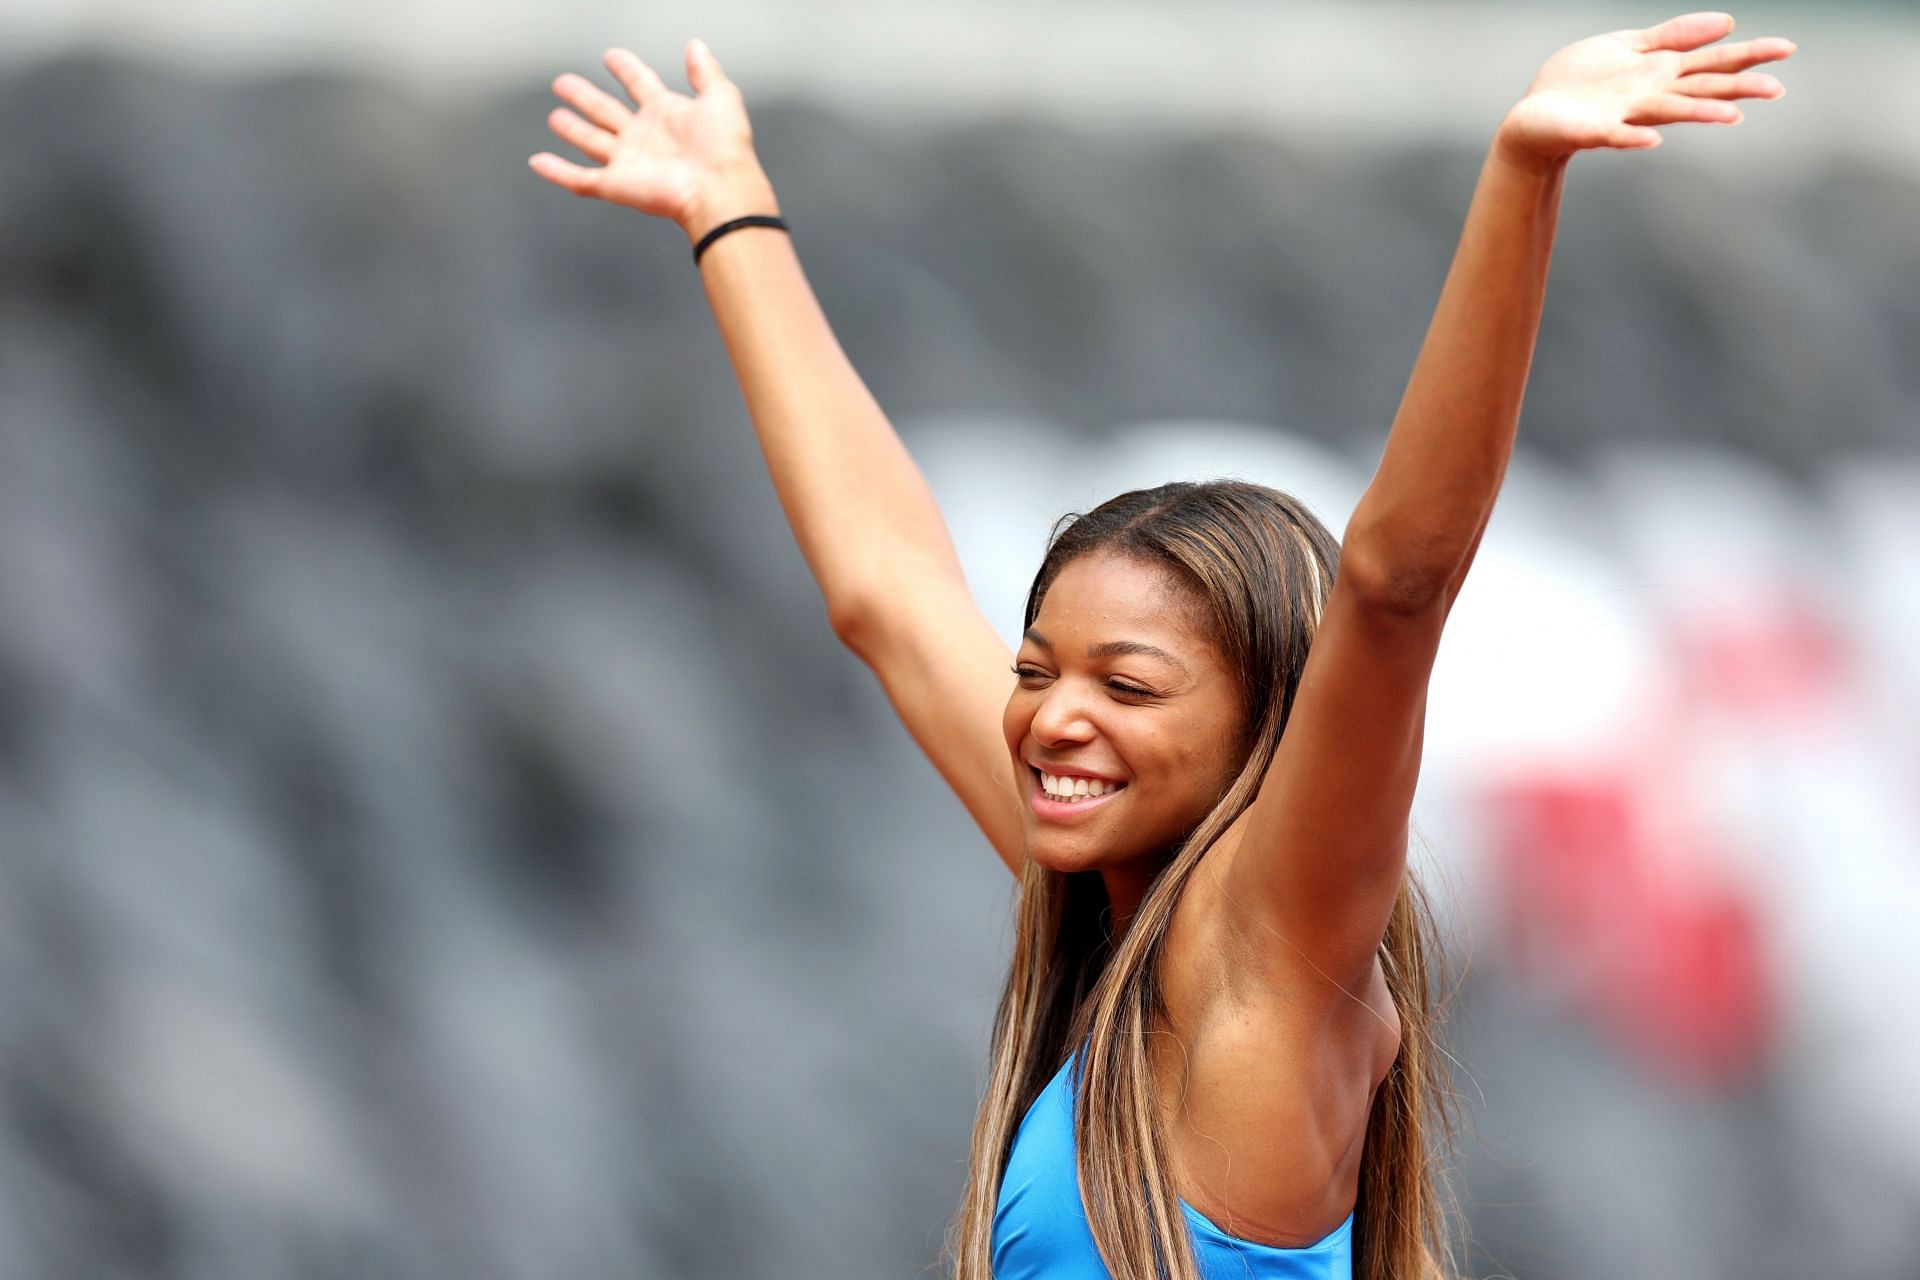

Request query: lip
[{"left": 1027, "top": 767, "right": 1127, "bottom": 821}]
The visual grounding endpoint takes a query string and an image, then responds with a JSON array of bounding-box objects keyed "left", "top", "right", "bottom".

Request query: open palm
[
  {"left": 1503, "top": 12, "right": 1794, "bottom": 158},
  {"left": 530, "top": 40, "right": 757, "bottom": 223}
]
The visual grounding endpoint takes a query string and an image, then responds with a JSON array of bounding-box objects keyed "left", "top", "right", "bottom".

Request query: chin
[
  {"left": 1027, "top": 833, "right": 1154, "bottom": 878},
  {"left": 1026, "top": 844, "right": 1097, "bottom": 876},
  {"left": 1018, "top": 830, "right": 1091, "bottom": 872}
]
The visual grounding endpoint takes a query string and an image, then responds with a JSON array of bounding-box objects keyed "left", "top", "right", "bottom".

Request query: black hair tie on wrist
[{"left": 693, "top": 214, "right": 789, "bottom": 266}]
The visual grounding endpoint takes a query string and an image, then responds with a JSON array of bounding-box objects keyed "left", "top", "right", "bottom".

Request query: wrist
[
  {"left": 1490, "top": 113, "right": 1572, "bottom": 183},
  {"left": 680, "top": 164, "right": 782, "bottom": 245}
]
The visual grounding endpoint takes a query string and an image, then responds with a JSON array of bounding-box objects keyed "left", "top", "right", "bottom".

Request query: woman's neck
[{"left": 1100, "top": 867, "right": 1153, "bottom": 944}]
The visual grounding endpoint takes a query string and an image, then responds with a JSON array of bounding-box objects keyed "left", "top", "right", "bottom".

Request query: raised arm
[
  {"left": 531, "top": 41, "right": 1024, "bottom": 873},
  {"left": 1214, "top": 13, "right": 1795, "bottom": 995}
]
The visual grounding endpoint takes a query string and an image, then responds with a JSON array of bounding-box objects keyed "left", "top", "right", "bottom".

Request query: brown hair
[{"left": 946, "top": 479, "right": 1462, "bottom": 1279}]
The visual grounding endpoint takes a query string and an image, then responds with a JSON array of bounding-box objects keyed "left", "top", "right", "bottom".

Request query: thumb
[{"left": 686, "top": 37, "right": 729, "bottom": 94}]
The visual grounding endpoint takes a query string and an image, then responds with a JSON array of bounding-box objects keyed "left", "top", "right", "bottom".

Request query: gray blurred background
[{"left": 2, "top": 2, "right": 1917, "bottom": 1277}]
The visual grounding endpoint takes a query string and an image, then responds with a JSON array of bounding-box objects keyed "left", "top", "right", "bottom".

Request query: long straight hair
[{"left": 947, "top": 480, "right": 1462, "bottom": 1279}]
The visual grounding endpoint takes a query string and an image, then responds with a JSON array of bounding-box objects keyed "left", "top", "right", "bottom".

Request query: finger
[
  {"left": 1681, "top": 36, "right": 1797, "bottom": 75},
  {"left": 528, "top": 151, "right": 604, "bottom": 197},
  {"left": 686, "top": 37, "right": 735, "bottom": 96},
  {"left": 1605, "top": 124, "right": 1665, "bottom": 150},
  {"left": 1626, "top": 11, "right": 1736, "bottom": 54},
  {"left": 551, "top": 72, "right": 631, "bottom": 132},
  {"left": 547, "top": 107, "right": 616, "bottom": 162},
  {"left": 605, "top": 47, "right": 671, "bottom": 108},
  {"left": 1627, "top": 92, "right": 1744, "bottom": 127},
  {"left": 1672, "top": 71, "right": 1784, "bottom": 101}
]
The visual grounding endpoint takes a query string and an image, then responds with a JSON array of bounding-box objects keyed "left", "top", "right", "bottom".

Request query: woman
[{"left": 530, "top": 13, "right": 1793, "bottom": 1278}]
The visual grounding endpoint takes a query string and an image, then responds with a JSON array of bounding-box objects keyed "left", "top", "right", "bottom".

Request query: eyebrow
[{"left": 1022, "top": 627, "right": 1190, "bottom": 674}]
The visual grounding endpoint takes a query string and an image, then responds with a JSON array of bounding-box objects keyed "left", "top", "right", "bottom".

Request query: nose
[{"left": 1029, "top": 682, "right": 1095, "bottom": 747}]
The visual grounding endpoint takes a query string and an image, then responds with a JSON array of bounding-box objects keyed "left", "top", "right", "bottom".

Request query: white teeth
[{"left": 1039, "top": 772, "right": 1121, "bottom": 801}]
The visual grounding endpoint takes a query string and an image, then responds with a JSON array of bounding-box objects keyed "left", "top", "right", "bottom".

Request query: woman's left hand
[{"left": 1498, "top": 11, "right": 1794, "bottom": 164}]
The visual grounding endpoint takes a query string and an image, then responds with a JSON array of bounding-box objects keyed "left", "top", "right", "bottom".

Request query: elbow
[
  {"left": 826, "top": 590, "right": 879, "bottom": 656},
  {"left": 1338, "top": 542, "right": 1454, "bottom": 615}
]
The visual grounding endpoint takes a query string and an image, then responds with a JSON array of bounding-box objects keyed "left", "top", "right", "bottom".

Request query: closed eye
[{"left": 1011, "top": 663, "right": 1157, "bottom": 700}]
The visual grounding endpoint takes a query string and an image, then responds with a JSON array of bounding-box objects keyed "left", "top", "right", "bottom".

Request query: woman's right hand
[{"left": 530, "top": 39, "right": 769, "bottom": 236}]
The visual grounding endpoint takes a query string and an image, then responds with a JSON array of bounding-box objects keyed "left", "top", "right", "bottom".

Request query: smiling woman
[
  {"left": 974, "top": 480, "right": 1409, "bottom": 1280},
  {"left": 530, "top": 11, "right": 1795, "bottom": 1279}
]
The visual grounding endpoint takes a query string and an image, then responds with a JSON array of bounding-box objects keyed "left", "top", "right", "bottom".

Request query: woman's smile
[{"left": 1028, "top": 767, "right": 1128, "bottom": 820}]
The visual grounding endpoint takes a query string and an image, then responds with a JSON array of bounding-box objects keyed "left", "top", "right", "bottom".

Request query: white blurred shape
[
  {"left": 907, "top": 413, "right": 1081, "bottom": 645},
  {"left": 1595, "top": 441, "right": 1920, "bottom": 1190},
  {"left": 1428, "top": 449, "right": 1664, "bottom": 771},
  {"left": 1825, "top": 453, "right": 1920, "bottom": 726},
  {"left": 1092, "top": 419, "right": 1367, "bottom": 540},
  {"left": 1593, "top": 440, "right": 1835, "bottom": 615}
]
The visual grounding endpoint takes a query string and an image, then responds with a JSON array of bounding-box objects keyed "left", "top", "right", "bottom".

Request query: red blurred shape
[
  {"left": 1489, "top": 778, "right": 1637, "bottom": 987},
  {"left": 1482, "top": 773, "right": 1775, "bottom": 1090},
  {"left": 1605, "top": 863, "right": 1773, "bottom": 1089},
  {"left": 1673, "top": 586, "right": 1853, "bottom": 721}
]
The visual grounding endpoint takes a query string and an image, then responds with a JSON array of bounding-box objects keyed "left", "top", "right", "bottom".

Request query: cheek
[
  {"left": 1001, "top": 692, "right": 1028, "bottom": 752},
  {"left": 1158, "top": 714, "right": 1226, "bottom": 768},
  {"left": 1159, "top": 717, "right": 1245, "bottom": 795}
]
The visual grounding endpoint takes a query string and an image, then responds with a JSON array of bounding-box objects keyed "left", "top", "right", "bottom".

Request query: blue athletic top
[{"left": 992, "top": 1046, "right": 1355, "bottom": 1279}]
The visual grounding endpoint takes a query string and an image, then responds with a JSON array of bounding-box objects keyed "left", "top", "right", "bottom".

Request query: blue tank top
[{"left": 992, "top": 1046, "right": 1355, "bottom": 1279}]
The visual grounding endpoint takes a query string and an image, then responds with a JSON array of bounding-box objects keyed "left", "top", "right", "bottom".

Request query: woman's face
[{"left": 1003, "top": 549, "right": 1247, "bottom": 882}]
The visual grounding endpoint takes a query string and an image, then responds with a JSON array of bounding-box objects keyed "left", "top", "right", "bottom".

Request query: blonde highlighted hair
[{"left": 946, "top": 480, "right": 1463, "bottom": 1279}]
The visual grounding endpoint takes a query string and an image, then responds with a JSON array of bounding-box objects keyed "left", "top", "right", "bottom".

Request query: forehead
[{"left": 1030, "top": 551, "right": 1212, "bottom": 647}]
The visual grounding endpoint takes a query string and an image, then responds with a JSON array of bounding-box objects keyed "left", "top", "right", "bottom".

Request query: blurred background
[{"left": 2, "top": 1, "right": 1916, "bottom": 1276}]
